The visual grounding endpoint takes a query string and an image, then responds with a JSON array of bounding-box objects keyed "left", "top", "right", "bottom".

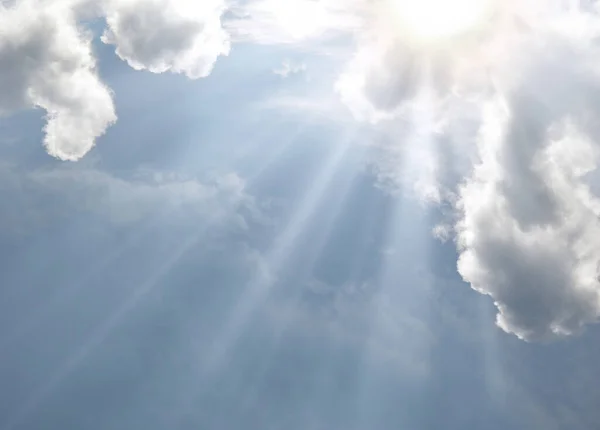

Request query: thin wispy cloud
[
  {"left": 0, "top": 162, "right": 255, "bottom": 232},
  {"left": 273, "top": 59, "right": 307, "bottom": 78}
]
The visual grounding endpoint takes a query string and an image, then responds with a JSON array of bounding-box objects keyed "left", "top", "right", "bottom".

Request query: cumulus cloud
[
  {"left": 457, "top": 90, "right": 600, "bottom": 341},
  {"left": 0, "top": 0, "right": 231, "bottom": 160},
  {"left": 101, "top": 0, "right": 230, "bottom": 78},
  {"left": 333, "top": 0, "right": 600, "bottom": 340},
  {"left": 0, "top": 0, "right": 116, "bottom": 160},
  {"left": 452, "top": 6, "right": 600, "bottom": 341}
]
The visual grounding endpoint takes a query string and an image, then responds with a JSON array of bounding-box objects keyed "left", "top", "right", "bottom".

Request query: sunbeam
[
  {"left": 157, "top": 133, "right": 361, "bottom": 427},
  {"left": 202, "top": 141, "right": 351, "bottom": 364},
  {"left": 0, "top": 207, "right": 179, "bottom": 354},
  {"left": 5, "top": 0, "right": 600, "bottom": 429},
  {"left": 478, "top": 297, "right": 509, "bottom": 406},
  {"left": 351, "top": 92, "right": 445, "bottom": 423},
  {"left": 233, "top": 134, "right": 370, "bottom": 420},
  {"left": 354, "top": 191, "right": 434, "bottom": 428},
  {"left": 0, "top": 210, "right": 228, "bottom": 430}
]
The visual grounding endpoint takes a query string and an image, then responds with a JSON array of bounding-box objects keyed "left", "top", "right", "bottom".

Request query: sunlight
[
  {"left": 355, "top": 193, "right": 434, "bottom": 428},
  {"left": 200, "top": 139, "right": 352, "bottom": 374},
  {"left": 235, "top": 134, "right": 370, "bottom": 416},
  {"left": 0, "top": 219, "right": 215, "bottom": 430},
  {"left": 391, "top": 0, "right": 492, "bottom": 41},
  {"left": 156, "top": 133, "right": 359, "bottom": 427}
]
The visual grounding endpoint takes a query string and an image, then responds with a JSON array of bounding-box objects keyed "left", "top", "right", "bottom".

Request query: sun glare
[{"left": 391, "top": 0, "right": 492, "bottom": 41}]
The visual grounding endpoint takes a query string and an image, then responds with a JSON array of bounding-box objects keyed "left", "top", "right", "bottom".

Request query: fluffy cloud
[
  {"left": 101, "top": 0, "right": 230, "bottom": 78},
  {"left": 457, "top": 71, "right": 600, "bottom": 341},
  {"left": 0, "top": 0, "right": 116, "bottom": 161},
  {"left": 0, "top": 0, "right": 231, "bottom": 161},
  {"left": 452, "top": 6, "right": 600, "bottom": 341},
  {"left": 335, "top": 1, "right": 600, "bottom": 340}
]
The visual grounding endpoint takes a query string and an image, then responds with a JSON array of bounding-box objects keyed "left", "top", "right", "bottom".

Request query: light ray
[
  {"left": 242, "top": 122, "right": 312, "bottom": 183},
  {"left": 160, "top": 132, "right": 361, "bottom": 427},
  {"left": 0, "top": 209, "right": 175, "bottom": 354},
  {"left": 478, "top": 296, "right": 509, "bottom": 406},
  {"left": 234, "top": 135, "right": 370, "bottom": 417},
  {"left": 0, "top": 215, "right": 221, "bottom": 430},
  {"left": 354, "top": 85, "right": 441, "bottom": 428},
  {"left": 202, "top": 139, "right": 350, "bottom": 370}
]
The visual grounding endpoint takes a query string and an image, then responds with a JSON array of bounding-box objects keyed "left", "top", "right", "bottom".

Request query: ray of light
[
  {"left": 353, "top": 87, "right": 441, "bottom": 428},
  {"left": 233, "top": 138, "right": 370, "bottom": 418},
  {"left": 478, "top": 295, "right": 509, "bottom": 406},
  {"left": 0, "top": 208, "right": 178, "bottom": 354},
  {"left": 354, "top": 198, "right": 432, "bottom": 427},
  {"left": 242, "top": 121, "right": 313, "bottom": 183},
  {"left": 159, "top": 132, "right": 362, "bottom": 427},
  {"left": 202, "top": 139, "right": 351, "bottom": 369},
  {"left": 0, "top": 214, "right": 222, "bottom": 430}
]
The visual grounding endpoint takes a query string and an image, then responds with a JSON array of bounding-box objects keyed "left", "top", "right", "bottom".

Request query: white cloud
[
  {"left": 0, "top": 0, "right": 116, "bottom": 161},
  {"left": 432, "top": 223, "right": 452, "bottom": 243},
  {"left": 453, "top": 6, "right": 600, "bottom": 341},
  {"left": 101, "top": 0, "right": 230, "bottom": 78},
  {"left": 0, "top": 0, "right": 232, "bottom": 161},
  {"left": 457, "top": 94, "right": 600, "bottom": 342},
  {"left": 329, "top": 0, "right": 600, "bottom": 340}
]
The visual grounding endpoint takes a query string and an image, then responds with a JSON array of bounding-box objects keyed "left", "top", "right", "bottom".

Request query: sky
[{"left": 2, "top": 0, "right": 600, "bottom": 428}]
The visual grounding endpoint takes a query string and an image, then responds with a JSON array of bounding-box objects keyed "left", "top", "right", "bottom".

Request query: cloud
[
  {"left": 0, "top": 0, "right": 116, "bottom": 161},
  {"left": 335, "top": 1, "right": 600, "bottom": 340},
  {"left": 101, "top": 0, "right": 230, "bottom": 78},
  {"left": 457, "top": 88, "right": 600, "bottom": 342},
  {"left": 0, "top": 0, "right": 231, "bottom": 161},
  {"left": 0, "top": 162, "right": 256, "bottom": 235},
  {"left": 454, "top": 6, "right": 600, "bottom": 341},
  {"left": 273, "top": 59, "right": 306, "bottom": 78},
  {"left": 335, "top": 0, "right": 496, "bottom": 122}
]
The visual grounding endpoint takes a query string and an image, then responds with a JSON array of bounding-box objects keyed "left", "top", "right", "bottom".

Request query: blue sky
[{"left": 3, "top": 0, "right": 600, "bottom": 429}]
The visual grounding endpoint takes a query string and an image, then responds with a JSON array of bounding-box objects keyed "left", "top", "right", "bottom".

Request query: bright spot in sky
[{"left": 391, "top": 0, "right": 492, "bottom": 40}]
